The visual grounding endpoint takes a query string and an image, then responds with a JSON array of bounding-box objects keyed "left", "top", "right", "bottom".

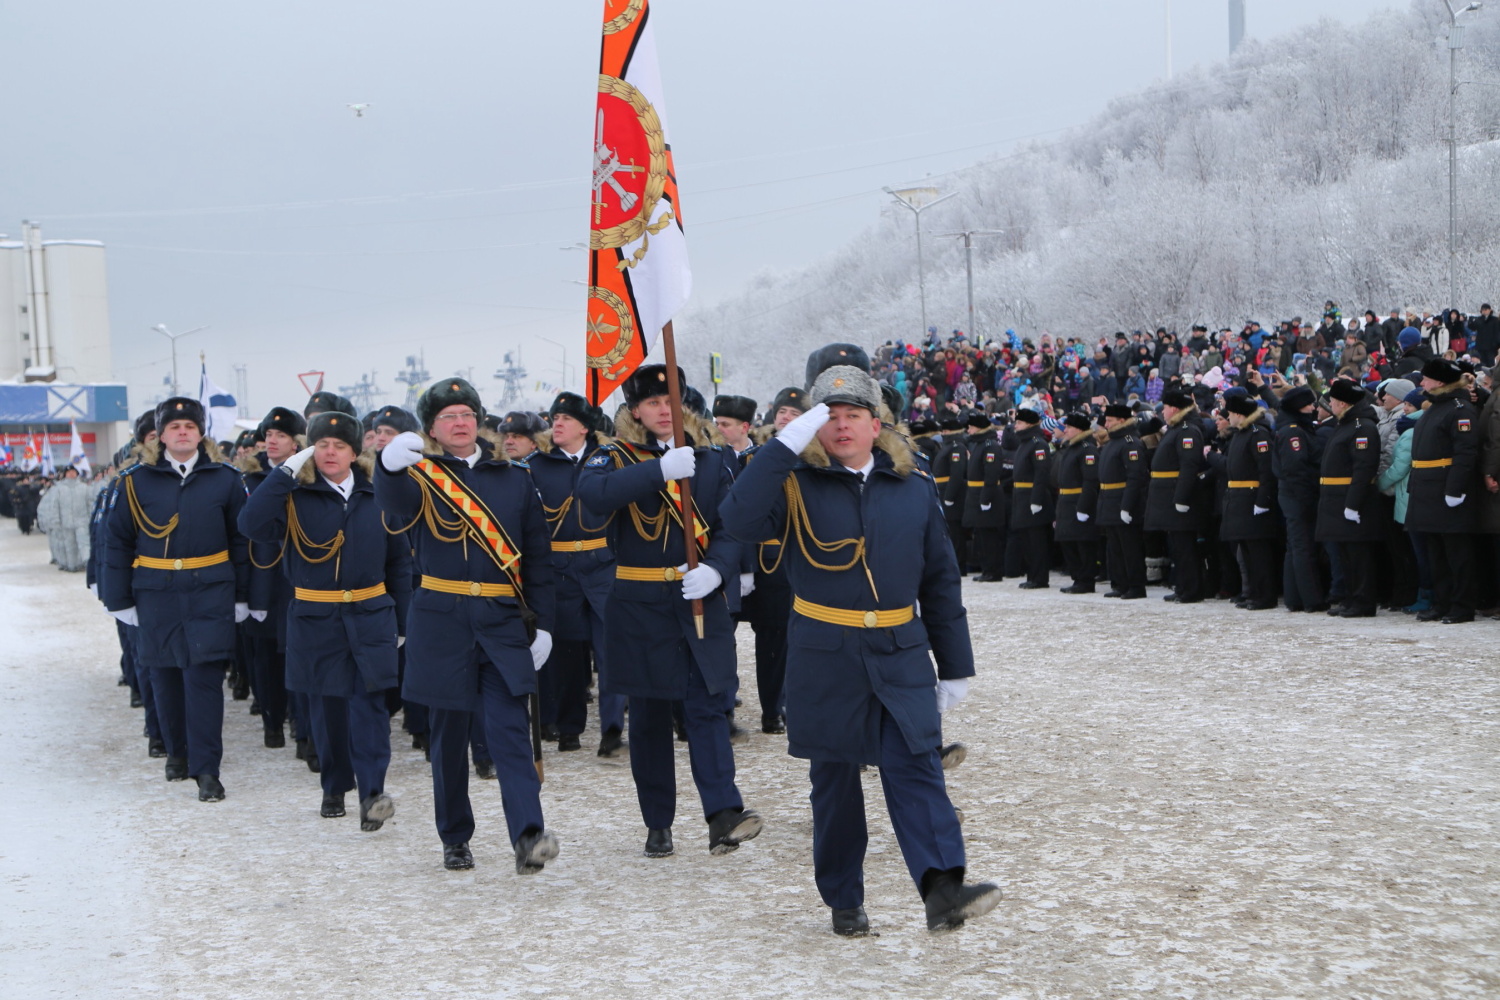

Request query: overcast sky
[{"left": 2, "top": 0, "right": 1409, "bottom": 414}]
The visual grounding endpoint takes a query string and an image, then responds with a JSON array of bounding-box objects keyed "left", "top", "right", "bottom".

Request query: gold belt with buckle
[
  {"left": 1058, "top": 487, "right": 1083, "bottom": 495},
  {"left": 1412, "top": 458, "right": 1453, "bottom": 469},
  {"left": 550, "top": 538, "right": 608, "bottom": 553},
  {"left": 1320, "top": 477, "right": 1352, "bottom": 486},
  {"left": 966, "top": 480, "right": 984, "bottom": 488},
  {"left": 295, "top": 583, "right": 388, "bottom": 604},
  {"left": 616, "top": 565, "right": 683, "bottom": 582},
  {"left": 1100, "top": 482, "right": 1126, "bottom": 490},
  {"left": 1228, "top": 480, "right": 1260, "bottom": 488},
  {"left": 420, "top": 575, "right": 516, "bottom": 598},
  {"left": 133, "top": 550, "right": 229, "bottom": 571},
  {"left": 792, "top": 596, "right": 915, "bottom": 629}
]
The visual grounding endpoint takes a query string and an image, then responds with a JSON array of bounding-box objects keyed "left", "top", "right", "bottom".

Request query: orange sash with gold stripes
[
  {"left": 613, "top": 441, "right": 710, "bottom": 549},
  {"left": 409, "top": 459, "right": 524, "bottom": 590}
]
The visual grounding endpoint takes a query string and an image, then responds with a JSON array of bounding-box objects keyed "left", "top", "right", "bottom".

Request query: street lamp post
[
  {"left": 937, "top": 229, "right": 1005, "bottom": 343},
  {"left": 151, "top": 324, "right": 208, "bottom": 395},
  {"left": 533, "top": 335, "right": 575, "bottom": 389},
  {"left": 884, "top": 187, "right": 957, "bottom": 337},
  {"left": 1445, "top": 0, "right": 1484, "bottom": 310}
]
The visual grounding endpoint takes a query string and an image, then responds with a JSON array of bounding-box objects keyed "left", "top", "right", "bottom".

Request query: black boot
[
  {"left": 129, "top": 691, "right": 143, "bottom": 708},
  {"left": 644, "top": 827, "right": 674, "bottom": 857},
  {"left": 321, "top": 792, "right": 346, "bottom": 818},
  {"left": 940, "top": 743, "right": 967, "bottom": 770},
  {"left": 196, "top": 775, "right": 225, "bottom": 802},
  {"left": 148, "top": 736, "right": 167, "bottom": 759},
  {"left": 263, "top": 724, "right": 285, "bottom": 749},
  {"left": 474, "top": 760, "right": 497, "bottom": 780},
  {"left": 443, "top": 842, "right": 474, "bottom": 870},
  {"left": 597, "top": 727, "right": 624, "bottom": 757},
  {"left": 761, "top": 714, "right": 785, "bottom": 735},
  {"left": 513, "top": 829, "right": 559, "bottom": 875},
  {"left": 295, "top": 738, "right": 308, "bottom": 760},
  {"left": 306, "top": 749, "right": 321, "bottom": 774},
  {"left": 922, "top": 869, "right": 1002, "bottom": 931},
  {"left": 557, "top": 733, "right": 581, "bottom": 752},
  {"left": 165, "top": 756, "right": 189, "bottom": 781},
  {"left": 360, "top": 792, "right": 394, "bottom": 832},
  {"left": 831, "top": 906, "right": 871, "bottom": 937},
  {"left": 707, "top": 806, "right": 763, "bottom": 855}
]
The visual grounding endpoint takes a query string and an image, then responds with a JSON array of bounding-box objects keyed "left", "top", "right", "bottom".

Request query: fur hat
[
  {"left": 498, "top": 411, "right": 547, "bottom": 438},
  {"left": 1225, "top": 394, "right": 1260, "bottom": 416},
  {"left": 966, "top": 411, "right": 992, "bottom": 430},
  {"left": 937, "top": 411, "right": 964, "bottom": 432},
  {"left": 804, "top": 343, "right": 871, "bottom": 391},
  {"left": 1063, "top": 412, "right": 1093, "bottom": 431},
  {"left": 622, "top": 364, "right": 687, "bottom": 409},
  {"left": 1014, "top": 407, "right": 1042, "bottom": 425},
  {"left": 681, "top": 384, "right": 710, "bottom": 418},
  {"left": 1278, "top": 386, "right": 1316, "bottom": 412},
  {"left": 810, "top": 365, "right": 881, "bottom": 414},
  {"left": 1161, "top": 388, "right": 1194, "bottom": 410},
  {"left": 304, "top": 391, "right": 358, "bottom": 419},
  {"left": 417, "top": 377, "right": 485, "bottom": 431},
  {"left": 233, "top": 429, "right": 259, "bottom": 451},
  {"left": 879, "top": 383, "right": 904, "bottom": 419},
  {"left": 548, "top": 392, "right": 596, "bottom": 430},
  {"left": 909, "top": 416, "right": 939, "bottom": 435},
  {"left": 1421, "top": 358, "right": 1463, "bottom": 385},
  {"left": 1328, "top": 379, "right": 1367, "bottom": 404},
  {"left": 769, "top": 387, "right": 808, "bottom": 417},
  {"left": 133, "top": 409, "right": 157, "bottom": 444},
  {"left": 257, "top": 406, "right": 307, "bottom": 439},
  {"left": 712, "top": 394, "right": 757, "bottom": 424},
  {"left": 306, "top": 411, "right": 362, "bottom": 452},
  {"left": 1103, "top": 404, "right": 1133, "bottom": 420},
  {"left": 372, "top": 405, "right": 420, "bottom": 435},
  {"left": 154, "top": 396, "right": 206, "bottom": 436}
]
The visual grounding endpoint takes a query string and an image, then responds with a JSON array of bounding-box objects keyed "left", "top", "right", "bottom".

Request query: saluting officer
[
  {"left": 1315, "top": 379, "right": 1384, "bottom": 618},
  {"left": 1146, "top": 388, "right": 1210, "bottom": 604},
  {"left": 1051, "top": 413, "right": 1101, "bottom": 593},
  {"left": 1219, "top": 395, "right": 1279, "bottom": 610},
  {"left": 104, "top": 397, "right": 250, "bottom": 802},
  {"left": 374, "top": 377, "right": 560, "bottom": 873},
  {"left": 721, "top": 365, "right": 1000, "bottom": 936},
  {"left": 577, "top": 364, "right": 763, "bottom": 860},
  {"left": 522, "top": 392, "right": 625, "bottom": 757},
  {"left": 1009, "top": 407, "right": 1054, "bottom": 589},
  {"left": 1096, "top": 404, "right": 1148, "bottom": 599},
  {"left": 240, "top": 411, "right": 412, "bottom": 827},
  {"left": 1406, "top": 359, "right": 1481, "bottom": 623},
  {"left": 1273, "top": 386, "right": 1327, "bottom": 613}
]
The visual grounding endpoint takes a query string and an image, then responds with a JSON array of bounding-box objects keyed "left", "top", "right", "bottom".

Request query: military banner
[{"left": 585, "top": 0, "right": 691, "bottom": 405}]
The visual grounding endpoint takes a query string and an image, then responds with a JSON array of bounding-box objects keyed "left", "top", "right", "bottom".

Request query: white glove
[
  {"left": 89, "top": 583, "right": 98, "bottom": 597},
  {"left": 1077, "top": 511, "right": 1090, "bottom": 521},
  {"left": 281, "top": 445, "right": 316, "bottom": 478},
  {"left": 980, "top": 503, "right": 992, "bottom": 512},
  {"left": 935, "top": 678, "right": 970, "bottom": 714},
  {"left": 677, "top": 563, "right": 723, "bottom": 601},
  {"left": 658, "top": 446, "right": 696, "bottom": 481},
  {"left": 234, "top": 602, "right": 250, "bottom": 624},
  {"left": 249, "top": 609, "right": 268, "bottom": 622},
  {"left": 775, "top": 402, "right": 831, "bottom": 454},
  {"left": 943, "top": 500, "right": 954, "bottom": 507},
  {"left": 1175, "top": 503, "right": 1190, "bottom": 514},
  {"left": 739, "top": 572, "right": 756, "bottom": 598},
  {"left": 380, "top": 431, "right": 425, "bottom": 472},
  {"left": 1120, "top": 510, "right": 1133, "bottom": 525},
  {"left": 1343, "top": 508, "right": 1360, "bottom": 523},
  {"left": 110, "top": 606, "right": 139, "bottom": 627},
  {"left": 1252, "top": 505, "right": 1269, "bottom": 516},
  {"left": 1030, "top": 504, "right": 1043, "bottom": 515},
  {"left": 530, "top": 629, "right": 552, "bottom": 671},
  {"left": 1445, "top": 494, "right": 1465, "bottom": 507},
  {"left": 397, "top": 636, "right": 406, "bottom": 648}
]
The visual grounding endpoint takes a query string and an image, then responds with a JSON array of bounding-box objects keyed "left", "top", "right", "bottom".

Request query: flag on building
[
  {"left": 585, "top": 0, "right": 692, "bottom": 405},
  {"left": 69, "top": 420, "right": 91, "bottom": 478},
  {"left": 198, "top": 360, "right": 239, "bottom": 444},
  {"left": 37, "top": 431, "right": 55, "bottom": 476}
]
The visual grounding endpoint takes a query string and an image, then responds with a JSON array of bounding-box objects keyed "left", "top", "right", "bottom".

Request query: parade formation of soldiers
[{"left": 81, "top": 345, "right": 1003, "bottom": 937}]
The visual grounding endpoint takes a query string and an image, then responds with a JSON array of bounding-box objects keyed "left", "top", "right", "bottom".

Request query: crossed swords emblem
[{"left": 592, "top": 109, "right": 642, "bottom": 224}]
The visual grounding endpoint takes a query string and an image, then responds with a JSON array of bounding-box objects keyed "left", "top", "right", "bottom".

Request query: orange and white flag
[{"left": 585, "top": 0, "right": 691, "bottom": 405}]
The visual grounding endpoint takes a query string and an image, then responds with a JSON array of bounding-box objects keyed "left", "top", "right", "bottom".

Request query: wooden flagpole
[{"left": 659, "top": 320, "right": 705, "bottom": 639}]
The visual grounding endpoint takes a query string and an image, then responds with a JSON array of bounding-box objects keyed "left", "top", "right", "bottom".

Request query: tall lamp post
[
  {"left": 1445, "top": 0, "right": 1484, "bottom": 310},
  {"left": 936, "top": 229, "right": 1005, "bottom": 343},
  {"left": 151, "top": 323, "right": 208, "bottom": 395},
  {"left": 884, "top": 187, "right": 957, "bottom": 337},
  {"left": 533, "top": 334, "right": 576, "bottom": 389}
]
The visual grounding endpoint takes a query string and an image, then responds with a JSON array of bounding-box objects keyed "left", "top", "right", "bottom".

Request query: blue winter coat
[
  {"left": 373, "top": 437, "right": 555, "bottom": 711},
  {"left": 239, "top": 462, "right": 412, "bottom": 697},
  {"left": 103, "top": 445, "right": 250, "bottom": 670},
  {"left": 575, "top": 414, "right": 744, "bottom": 700},
  {"left": 520, "top": 435, "right": 615, "bottom": 643},
  {"left": 721, "top": 433, "right": 975, "bottom": 765}
]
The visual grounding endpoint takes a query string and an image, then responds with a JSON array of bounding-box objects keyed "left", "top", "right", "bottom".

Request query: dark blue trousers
[
  {"left": 127, "top": 625, "right": 162, "bottom": 742},
  {"left": 309, "top": 689, "right": 392, "bottom": 801},
  {"left": 542, "top": 638, "right": 625, "bottom": 735},
  {"left": 426, "top": 657, "right": 543, "bottom": 848},
  {"left": 1281, "top": 507, "right": 1323, "bottom": 610},
  {"left": 808, "top": 708, "right": 966, "bottom": 909},
  {"left": 117, "top": 620, "right": 139, "bottom": 693},
  {"left": 246, "top": 633, "right": 287, "bottom": 730},
  {"left": 628, "top": 659, "right": 742, "bottom": 829},
  {"left": 151, "top": 661, "right": 227, "bottom": 778}
]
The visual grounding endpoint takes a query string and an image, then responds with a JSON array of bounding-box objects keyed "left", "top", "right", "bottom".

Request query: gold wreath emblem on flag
[
  {"left": 592, "top": 75, "right": 675, "bottom": 269},
  {"left": 587, "top": 286, "right": 636, "bottom": 377},
  {"left": 602, "top": 0, "right": 644, "bottom": 35}
]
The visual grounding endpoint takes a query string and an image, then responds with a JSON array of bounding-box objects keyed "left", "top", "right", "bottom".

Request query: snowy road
[{"left": 1, "top": 525, "right": 1496, "bottom": 1000}]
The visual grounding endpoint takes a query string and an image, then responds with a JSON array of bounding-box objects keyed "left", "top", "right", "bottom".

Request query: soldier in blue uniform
[
  {"left": 1146, "top": 389, "right": 1211, "bottom": 603},
  {"left": 239, "top": 406, "right": 307, "bottom": 755},
  {"left": 521, "top": 391, "right": 625, "bottom": 756},
  {"left": 374, "top": 377, "right": 560, "bottom": 873},
  {"left": 103, "top": 397, "right": 250, "bottom": 802},
  {"left": 577, "top": 364, "right": 763, "bottom": 860},
  {"left": 1051, "top": 413, "right": 1101, "bottom": 593},
  {"left": 1096, "top": 404, "right": 1149, "bottom": 599},
  {"left": 1009, "top": 408, "right": 1054, "bottom": 589},
  {"left": 240, "top": 411, "right": 412, "bottom": 828},
  {"left": 721, "top": 364, "right": 1000, "bottom": 936}
]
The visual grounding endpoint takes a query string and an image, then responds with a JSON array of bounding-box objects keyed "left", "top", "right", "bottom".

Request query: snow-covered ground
[{"left": 1, "top": 524, "right": 1495, "bottom": 1000}]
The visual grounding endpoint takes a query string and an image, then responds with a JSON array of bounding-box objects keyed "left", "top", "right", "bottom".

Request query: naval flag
[
  {"left": 198, "top": 361, "right": 239, "bottom": 444},
  {"left": 37, "top": 431, "right": 55, "bottom": 476},
  {"left": 585, "top": 0, "right": 692, "bottom": 405},
  {"left": 69, "top": 421, "right": 91, "bottom": 478}
]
